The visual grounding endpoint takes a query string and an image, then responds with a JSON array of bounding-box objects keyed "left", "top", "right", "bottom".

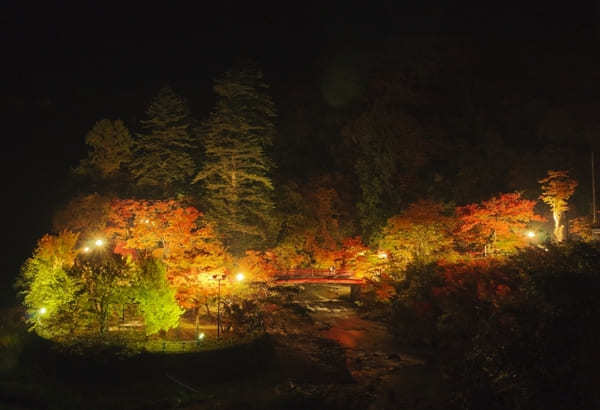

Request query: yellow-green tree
[
  {"left": 378, "top": 200, "right": 456, "bottom": 269},
  {"left": 134, "top": 258, "right": 183, "bottom": 336},
  {"left": 17, "top": 231, "right": 83, "bottom": 338},
  {"left": 539, "top": 170, "right": 578, "bottom": 242}
]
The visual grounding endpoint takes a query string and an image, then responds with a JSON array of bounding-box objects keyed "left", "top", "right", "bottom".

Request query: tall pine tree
[
  {"left": 194, "top": 65, "right": 276, "bottom": 254},
  {"left": 131, "top": 85, "right": 195, "bottom": 194}
]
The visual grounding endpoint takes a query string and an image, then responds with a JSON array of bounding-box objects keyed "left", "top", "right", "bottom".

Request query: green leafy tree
[
  {"left": 134, "top": 258, "right": 183, "bottom": 336},
  {"left": 17, "top": 231, "right": 84, "bottom": 338},
  {"left": 132, "top": 85, "right": 195, "bottom": 192},
  {"left": 73, "top": 249, "right": 137, "bottom": 335},
  {"left": 194, "top": 64, "right": 276, "bottom": 253}
]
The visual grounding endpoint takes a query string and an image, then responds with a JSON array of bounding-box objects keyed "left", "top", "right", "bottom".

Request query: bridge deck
[
  {"left": 273, "top": 269, "right": 364, "bottom": 285},
  {"left": 273, "top": 277, "right": 365, "bottom": 285}
]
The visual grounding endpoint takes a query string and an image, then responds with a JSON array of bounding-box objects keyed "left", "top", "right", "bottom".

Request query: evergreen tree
[
  {"left": 194, "top": 65, "right": 276, "bottom": 254},
  {"left": 131, "top": 85, "right": 195, "bottom": 193},
  {"left": 75, "top": 119, "right": 134, "bottom": 178}
]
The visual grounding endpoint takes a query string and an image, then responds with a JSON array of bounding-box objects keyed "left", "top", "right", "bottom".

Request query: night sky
[{"left": 1, "top": 1, "right": 597, "bottom": 300}]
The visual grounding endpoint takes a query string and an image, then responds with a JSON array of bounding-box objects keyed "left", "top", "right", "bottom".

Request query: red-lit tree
[
  {"left": 457, "top": 192, "right": 544, "bottom": 256},
  {"left": 105, "top": 199, "right": 229, "bottom": 329}
]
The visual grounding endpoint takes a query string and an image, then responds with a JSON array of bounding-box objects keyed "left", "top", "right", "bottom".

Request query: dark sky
[{"left": 1, "top": 1, "right": 597, "bottom": 299}]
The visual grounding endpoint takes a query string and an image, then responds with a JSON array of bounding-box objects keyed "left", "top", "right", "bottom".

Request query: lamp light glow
[
  {"left": 95, "top": 239, "right": 104, "bottom": 247},
  {"left": 39, "top": 307, "right": 47, "bottom": 315},
  {"left": 526, "top": 231, "right": 535, "bottom": 238},
  {"left": 236, "top": 272, "right": 245, "bottom": 282}
]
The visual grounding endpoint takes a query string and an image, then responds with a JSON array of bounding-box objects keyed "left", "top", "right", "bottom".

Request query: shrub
[{"left": 389, "top": 242, "right": 600, "bottom": 410}]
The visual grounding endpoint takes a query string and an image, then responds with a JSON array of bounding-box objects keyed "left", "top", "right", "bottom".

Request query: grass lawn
[{"left": 1, "top": 327, "right": 356, "bottom": 409}]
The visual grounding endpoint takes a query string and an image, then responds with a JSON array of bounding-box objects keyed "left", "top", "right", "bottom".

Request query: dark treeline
[{"left": 57, "top": 35, "right": 599, "bottom": 248}]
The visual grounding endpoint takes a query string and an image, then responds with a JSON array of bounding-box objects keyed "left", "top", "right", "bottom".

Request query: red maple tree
[{"left": 457, "top": 192, "right": 544, "bottom": 256}]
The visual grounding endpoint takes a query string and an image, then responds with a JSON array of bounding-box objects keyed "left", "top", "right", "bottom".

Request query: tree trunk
[
  {"left": 195, "top": 305, "right": 201, "bottom": 339},
  {"left": 554, "top": 210, "right": 566, "bottom": 242},
  {"left": 204, "top": 299, "right": 212, "bottom": 318}
]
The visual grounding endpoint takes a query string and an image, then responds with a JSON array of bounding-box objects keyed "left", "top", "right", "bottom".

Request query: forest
[{"left": 3, "top": 19, "right": 600, "bottom": 410}]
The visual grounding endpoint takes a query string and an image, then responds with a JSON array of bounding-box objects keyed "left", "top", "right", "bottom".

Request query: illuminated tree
[
  {"left": 457, "top": 192, "right": 544, "bottom": 255},
  {"left": 134, "top": 258, "right": 183, "bottom": 336},
  {"left": 131, "top": 85, "right": 195, "bottom": 192},
  {"left": 238, "top": 250, "right": 279, "bottom": 282},
  {"left": 337, "top": 236, "right": 371, "bottom": 275},
  {"left": 75, "top": 119, "right": 133, "bottom": 178},
  {"left": 539, "top": 170, "right": 578, "bottom": 242},
  {"left": 52, "top": 193, "right": 111, "bottom": 240},
  {"left": 379, "top": 200, "right": 456, "bottom": 269},
  {"left": 73, "top": 249, "right": 137, "bottom": 335},
  {"left": 17, "top": 230, "right": 83, "bottom": 338},
  {"left": 272, "top": 178, "right": 358, "bottom": 269},
  {"left": 194, "top": 64, "right": 276, "bottom": 254},
  {"left": 105, "top": 199, "right": 229, "bottom": 330},
  {"left": 570, "top": 216, "right": 594, "bottom": 242},
  {"left": 106, "top": 199, "right": 227, "bottom": 276}
]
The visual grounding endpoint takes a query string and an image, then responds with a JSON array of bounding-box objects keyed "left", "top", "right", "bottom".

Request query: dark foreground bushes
[{"left": 390, "top": 242, "right": 600, "bottom": 410}]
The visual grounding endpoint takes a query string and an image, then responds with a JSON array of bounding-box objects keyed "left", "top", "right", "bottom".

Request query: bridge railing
[{"left": 275, "top": 268, "right": 354, "bottom": 279}]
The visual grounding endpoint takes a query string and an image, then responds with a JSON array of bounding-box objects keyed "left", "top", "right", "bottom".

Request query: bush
[
  {"left": 222, "top": 300, "right": 265, "bottom": 336},
  {"left": 389, "top": 242, "right": 600, "bottom": 410}
]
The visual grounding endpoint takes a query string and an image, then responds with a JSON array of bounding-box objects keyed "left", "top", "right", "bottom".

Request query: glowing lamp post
[
  {"left": 212, "top": 273, "right": 227, "bottom": 338},
  {"left": 235, "top": 272, "right": 245, "bottom": 282},
  {"left": 95, "top": 239, "right": 104, "bottom": 247},
  {"left": 39, "top": 307, "right": 47, "bottom": 315},
  {"left": 526, "top": 231, "right": 535, "bottom": 239}
]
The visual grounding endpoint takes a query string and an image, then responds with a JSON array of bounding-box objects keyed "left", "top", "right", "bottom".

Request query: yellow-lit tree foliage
[
  {"left": 379, "top": 200, "right": 456, "bottom": 268},
  {"left": 539, "top": 170, "right": 578, "bottom": 242}
]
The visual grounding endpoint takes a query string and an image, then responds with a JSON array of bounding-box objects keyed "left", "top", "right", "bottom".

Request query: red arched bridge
[
  {"left": 273, "top": 268, "right": 365, "bottom": 299},
  {"left": 273, "top": 268, "right": 365, "bottom": 285}
]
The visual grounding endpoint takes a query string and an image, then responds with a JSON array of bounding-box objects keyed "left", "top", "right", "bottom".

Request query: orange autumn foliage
[
  {"left": 457, "top": 192, "right": 544, "bottom": 255},
  {"left": 104, "top": 199, "right": 229, "bottom": 308}
]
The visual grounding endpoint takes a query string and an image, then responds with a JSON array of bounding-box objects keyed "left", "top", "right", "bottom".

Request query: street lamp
[
  {"left": 95, "top": 239, "right": 104, "bottom": 247},
  {"left": 212, "top": 273, "right": 227, "bottom": 338},
  {"left": 235, "top": 272, "right": 245, "bottom": 282},
  {"left": 39, "top": 307, "right": 47, "bottom": 315}
]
